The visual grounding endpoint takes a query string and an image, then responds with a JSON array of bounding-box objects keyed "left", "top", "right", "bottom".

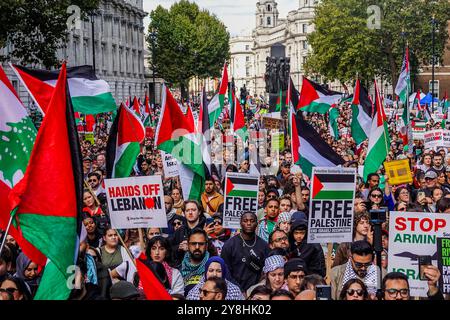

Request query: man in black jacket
[
  {"left": 288, "top": 217, "right": 326, "bottom": 277},
  {"left": 169, "top": 200, "right": 211, "bottom": 266},
  {"left": 221, "top": 212, "right": 269, "bottom": 292}
]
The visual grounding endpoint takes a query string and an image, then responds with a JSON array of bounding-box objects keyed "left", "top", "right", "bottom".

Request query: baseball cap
[{"left": 425, "top": 171, "right": 437, "bottom": 179}]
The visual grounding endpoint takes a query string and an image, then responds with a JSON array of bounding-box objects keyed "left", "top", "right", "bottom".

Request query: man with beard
[
  {"left": 180, "top": 228, "right": 210, "bottom": 296},
  {"left": 221, "top": 212, "right": 269, "bottom": 292},
  {"left": 161, "top": 195, "right": 178, "bottom": 237},
  {"left": 201, "top": 179, "right": 224, "bottom": 217},
  {"left": 331, "top": 240, "right": 383, "bottom": 300},
  {"left": 87, "top": 172, "right": 105, "bottom": 197}
]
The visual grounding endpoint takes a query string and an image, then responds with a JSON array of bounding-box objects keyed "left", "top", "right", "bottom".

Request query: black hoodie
[{"left": 288, "top": 222, "right": 326, "bottom": 277}]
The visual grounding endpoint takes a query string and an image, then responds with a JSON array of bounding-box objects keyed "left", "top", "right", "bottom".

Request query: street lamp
[
  {"left": 90, "top": 10, "right": 98, "bottom": 74},
  {"left": 431, "top": 14, "right": 438, "bottom": 112},
  {"left": 149, "top": 28, "right": 158, "bottom": 105}
]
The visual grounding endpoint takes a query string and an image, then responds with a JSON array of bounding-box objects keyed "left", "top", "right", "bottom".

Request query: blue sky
[{"left": 143, "top": 0, "right": 299, "bottom": 36}]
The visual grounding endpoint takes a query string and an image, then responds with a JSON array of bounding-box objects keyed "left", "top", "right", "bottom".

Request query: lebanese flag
[
  {"left": 136, "top": 254, "right": 172, "bottom": 300},
  {"left": 298, "top": 77, "right": 342, "bottom": 114},
  {"left": 106, "top": 103, "right": 145, "bottom": 178},
  {"left": 8, "top": 63, "right": 83, "bottom": 300},
  {"left": 0, "top": 65, "right": 40, "bottom": 267}
]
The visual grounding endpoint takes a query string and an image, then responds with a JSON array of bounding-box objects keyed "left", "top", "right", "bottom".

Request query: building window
[
  {"left": 246, "top": 67, "right": 250, "bottom": 77},
  {"left": 267, "top": 17, "right": 271, "bottom": 26},
  {"left": 302, "top": 56, "right": 307, "bottom": 64},
  {"left": 260, "top": 16, "right": 263, "bottom": 26},
  {"left": 245, "top": 45, "right": 250, "bottom": 51},
  {"left": 246, "top": 56, "right": 250, "bottom": 62},
  {"left": 305, "top": 0, "right": 308, "bottom": 6},
  {"left": 303, "top": 24, "right": 307, "bottom": 33},
  {"left": 429, "top": 80, "right": 439, "bottom": 100},
  {"left": 267, "top": 4, "right": 271, "bottom": 12},
  {"left": 303, "top": 40, "right": 308, "bottom": 49}
]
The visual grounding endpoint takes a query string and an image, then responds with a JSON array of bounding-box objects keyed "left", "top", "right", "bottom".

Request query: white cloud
[{"left": 143, "top": 0, "right": 299, "bottom": 36}]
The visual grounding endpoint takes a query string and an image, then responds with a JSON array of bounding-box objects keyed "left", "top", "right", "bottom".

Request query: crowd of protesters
[{"left": 0, "top": 93, "right": 448, "bottom": 301}]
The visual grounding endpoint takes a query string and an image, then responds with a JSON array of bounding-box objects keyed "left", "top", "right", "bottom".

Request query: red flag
[{"left": 136, "top": 254, "right": 172, "bottom": 300}]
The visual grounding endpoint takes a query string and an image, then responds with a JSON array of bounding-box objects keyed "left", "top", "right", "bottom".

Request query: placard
[
  {"left": 424, "top": 130, "right": 450, "bottom": 149},
  {"left": 437, "top": 237, "right": 450, "bottom": 294},
  {"left": 271, "top": 132, "right": 285, "bottom": 153},
  {"left": 161, "top": 151, "right": 180, "bottom": 178},
  {"left": 223, "top": 172, "right": 259, "bottom": 229},
  {"left": 307, "top": 167, "right": 357, "bottom": 244},
  {"left": 105, "top": 176, "right": 167, "bottom": 229},
  {"left": 384, "top": 159, "right": 412, "bottom": 185},
  {"left": 388, "top": 212, "right": 450, "bottom": 297},
  {"left": 262, "top": 116, "right": 283, "bottom": 130}
]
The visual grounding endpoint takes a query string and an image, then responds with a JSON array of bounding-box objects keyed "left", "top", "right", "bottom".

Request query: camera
[
  {"left": 369, "top": 209, "right": 387, "bottom": 224},
  {"left": 418, "top": 255, "right": 432, "bottom": 281},
  {"left": 316, "top": 285, "right": 332, "bottom": 300}
]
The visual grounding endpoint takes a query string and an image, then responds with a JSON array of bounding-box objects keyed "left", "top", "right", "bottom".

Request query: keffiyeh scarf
[
  {"left": 181, "top": 252, "right": 210, "bottom": 281},
  {"left": 342, "top": 260, "right": 378, "bottom": 295}
]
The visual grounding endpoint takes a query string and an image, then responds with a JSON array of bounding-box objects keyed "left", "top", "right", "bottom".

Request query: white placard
[{"left": 161, "top": 151, "right": 180, "bottom": 178}]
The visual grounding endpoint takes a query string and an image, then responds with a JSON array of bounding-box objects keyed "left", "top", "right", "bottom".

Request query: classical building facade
[
  {"left": 1, "top": 0, "right": 148, "bottom": 107},
  {"left": 230, "top": 0, "right": 322, "bottom": 98}
]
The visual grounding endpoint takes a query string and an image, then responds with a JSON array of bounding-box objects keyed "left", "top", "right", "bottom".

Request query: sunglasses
[
  {"left": 0, "top": 288, "right": 18, "bottom": 294},
  {"left": 353, "top": 261, "right": 372, "bottom": 269},
  {"left": 172, "top": 221, "right": 182, "bottom": 226},
  {"left": 370, "top": 194, "right": 382, "bottom": 198},
  {"left": 88, "top": 179, "right": 98, "bottom": 183},
  {"left": 213, "top": 220, "right": 222, "bottom": 225},
  {"left": 199, "top": 288, "right": 218, "bottom": 296},
  {"left": 346, "top": 289, "right": 364, "bottom": 296}
]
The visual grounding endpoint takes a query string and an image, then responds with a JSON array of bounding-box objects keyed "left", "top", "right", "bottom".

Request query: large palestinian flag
[
  {"left": 350, "top": 79, "right": 373, "bottom": 145},
  {"left": 155, "top": 85, "right": 205, "bottom": 201},
  {"left": 106, "top": 103, "right": 145, "bottom": 178},
  {"left": 395, "top": 46, "right": 410, "bottom": 107},
  {"left": 206, "top": 62, "right": 228, "bottom": 126},
  {"left": 10, "top": 64, "right": 116, "bottom": 115},
  {"left": 225, "top": 175, "right": 259, "bottom": 198},
  {"left": 286, "top": 78, "right": 301, "bottom": 165},
  {"left": 298, "top": 77, "right": 342, "bottom": 114},
  {"left": 8, "top": 63, "right": 83, "bottom": 300},
  {"left": 294, "top": 112, "right": 345, "bottom": 177},
  {"left": 312, "top": 173, "right": 355, "bottom": 200},
  {"left": 363, "top": 81, "right": 390, "bottom": 181}
]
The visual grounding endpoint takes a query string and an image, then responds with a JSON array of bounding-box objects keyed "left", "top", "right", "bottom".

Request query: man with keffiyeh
[
  {"left": 180, "top": 228, "right": 211, "bottom": 296},
  {"left": 331, "top": 240, "right": 385, "bottom": 300}
]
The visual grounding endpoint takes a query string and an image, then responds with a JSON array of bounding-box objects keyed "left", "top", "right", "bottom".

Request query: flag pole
[{"left": 0, "top": 215, "right": 14, "bottom": 256}]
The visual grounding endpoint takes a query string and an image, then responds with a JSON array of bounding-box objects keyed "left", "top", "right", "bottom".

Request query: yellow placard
[{"left": 384, "top": 159, "right": 412, "bottom": 185}]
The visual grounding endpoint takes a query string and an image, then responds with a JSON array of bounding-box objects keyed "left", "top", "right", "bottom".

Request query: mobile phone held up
[
  {"left": 316, "top": 285, "right": 332, "bottom": 300},
  {"left": 418, "top": 255, "right": 432, "bottom": 281}
]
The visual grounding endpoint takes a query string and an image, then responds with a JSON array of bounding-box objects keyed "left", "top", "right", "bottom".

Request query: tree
[
  {"left": 147, "top": 0, "right": 230, "bottom": 99},
  {"left": 305, "top": 0, "right": 450, "bottom": 91},
  {"left": 0, "top": 0, "right": 100, "bottom": 68}
]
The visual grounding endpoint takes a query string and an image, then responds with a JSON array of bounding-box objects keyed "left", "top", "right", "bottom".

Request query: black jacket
[
  {"left": 170, "top": 214, "right": 207, "bottom": 266},
  {"left": 288, "top": 241, "right": 326, "bottom": 277},
  {"left": 220, "top": 234, "right": 269, "bottom": 292}
]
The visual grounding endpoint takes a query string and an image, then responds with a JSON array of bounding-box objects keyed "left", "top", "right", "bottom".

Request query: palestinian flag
[
  {"left": 395, "top": 46, "right": 411, "bottom": 107},
  {"left": 441, "top": 92, "right": 450, "bottom": 114},
  {"left": 294, "top": 112, "right": 345, "bottom": 178},
  {"left": 136, "top": 253, "right": 172, "bottom": 300},
  {"left": 232, "top": 90, "right": 248, "bottom": 143},
  {"left": 298, "top": 77, "right": 342, "bottom": 114},
  {"left": 155, "top": 85, "right": 205, "bottom": 201},
  {"left": 143, "top": 93, "right": 152, "bottom": 127},
  {"left": 8, "top": 63, "right": 83, "bottom": 300},
  {"left": 363, "top": 81, "right": 390, "bottom": 181},
  {"left": 311, "top": 173, "right": 355, "bottom": 200},
  {"left": 350, "top": 79, "right": 373, "bottom": 145},
  {"left": 132, "top": 96, "right": 141, "bottom": 117},
  {"left": 207, "top": 62, "right": 228, "bottom": 127},
  {"left": 269, "top": 89, "right": 285, "bottom": 114},
  {"left": 106, "top": 103, "right": 145, "bottom": 179},
  {"left": 225, "top": 175, "right": 259, "bottom": 198},
  {"left": 329, "top": 106, "right": 339, "bottom": 140},
  {"left": 10, "top": 64, "right": 116, "bottom": 115},
  {"left": 0, "top": 65, "right": 38, "bottom": 259}
]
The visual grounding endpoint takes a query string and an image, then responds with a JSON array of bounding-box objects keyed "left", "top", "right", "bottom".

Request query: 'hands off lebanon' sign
[
  {"left": 223, "top": 172, "right": 259, "bottom": 229},
  {"left": 105, "top": 176, "right": 167, "bottom": 229},
  {"left": 424, "top": 130, "right": 450, "bottom": 149},
  {"left": 307, "top": 167, "right": 357, "bottom": 244},
  {"left": 388, "top": 212, "right": 450, "bottom": 297}
]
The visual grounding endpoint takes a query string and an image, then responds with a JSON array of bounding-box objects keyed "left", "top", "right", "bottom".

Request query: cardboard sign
[
  {"left": 388, "top": 212, "right": 450, "bottom": 297},
  {"left": 307, "top": 167, "right": 357, "bottom": 244},
  {"left": 437, "top": 237, "right": 450, "bottom": 294},
  {"left": 105, "top": 176, "right": 167, "bottom": 229},
  {"left": 161, "top": 151, "right": 180, "bottom": 178},
  {"left": 262, "top": 116, "right": 283, "bottom": 130},
  {"left": 384, "top": 159, "right": 412, "bottom": 185},
  {"left": 223, "top": 172, "right": 259, "bottom": 229},
  {"left": 424, "top": 130, "right": 450, "bottom": 149},
  {"left": 271, "top": 132, "right": 285, "bottom": 152},
  {"left": 412, "top": 122, "right": 426, "bottom": 140}
]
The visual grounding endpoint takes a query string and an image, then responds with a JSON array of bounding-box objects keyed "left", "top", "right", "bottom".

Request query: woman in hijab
[
  {"left": 186, "top": 256, "right": 244, "bottom": 300},
  {"left": 14, "top": 252, "right": 40, "bottom": 297}
]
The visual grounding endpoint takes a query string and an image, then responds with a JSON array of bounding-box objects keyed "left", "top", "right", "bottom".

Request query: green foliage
[
  {"left": 305, "top": 0, "right": 450, "bottom": 90},
  {"left": 0, "top": 0, "right": 100, "bottom": 68},
  {"left": 147, "top": 0, "right": 230, "bottom": 95}
]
